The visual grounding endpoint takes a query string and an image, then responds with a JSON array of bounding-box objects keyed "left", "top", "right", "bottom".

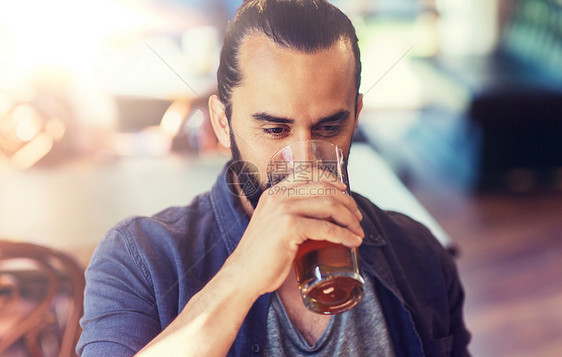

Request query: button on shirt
[{"left": 77, "top": 162, "right": 471, "bottom": 356}]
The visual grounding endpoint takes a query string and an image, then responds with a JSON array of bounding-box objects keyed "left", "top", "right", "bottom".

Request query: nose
[
  {"left": 289, "top": 132, "right": 314, "bottom": 162},
  {"left": 294, "top": 130, "right": 313, "bottom": 144}
]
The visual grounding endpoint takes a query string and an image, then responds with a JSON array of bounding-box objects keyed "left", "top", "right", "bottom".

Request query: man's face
[{"left": 228, "top": 34, "right": 361, "bottom": 208}]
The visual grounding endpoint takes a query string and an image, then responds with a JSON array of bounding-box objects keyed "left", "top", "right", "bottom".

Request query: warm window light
[
  {"left": 0, "top": 102, "right": 67, "bottom": 169},
  {"left": 11, "top": 132, "right": 54, "bottom": 170},
  {"left": 0, "top": 0, "right": 157, "bottom": 78},
  {"left": 45, "top": 118, "right": 66, "bottom": 141},
  {"left": 12, "top": 105, "right": 41, "bottom": 142},
  {"left": 160, "top": 101, "right": 191, "bottom": 137}
]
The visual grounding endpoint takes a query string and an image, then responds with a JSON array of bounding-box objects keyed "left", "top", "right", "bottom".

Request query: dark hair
[{"left": 217, "top": 0, "right": 361, "bottom": 121}]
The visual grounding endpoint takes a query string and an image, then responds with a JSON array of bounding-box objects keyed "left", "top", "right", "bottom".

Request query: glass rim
[{"left": 268, "top": 139, "right": 344, "bottom": 163}]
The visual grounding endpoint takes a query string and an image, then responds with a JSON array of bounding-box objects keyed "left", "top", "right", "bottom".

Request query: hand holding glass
[{"left": 267, "top": 140, "right": 364, "bottom": 314}]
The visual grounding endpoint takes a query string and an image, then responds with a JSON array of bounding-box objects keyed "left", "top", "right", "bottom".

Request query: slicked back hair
[{"left": 217, "top": 0, "right": 361, "bottom": 121}]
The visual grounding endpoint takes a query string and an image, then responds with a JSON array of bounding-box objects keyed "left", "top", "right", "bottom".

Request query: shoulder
[
  {"left": 85, "top": 190, "right": 224, "bottom": 315},
  {"left": 80, "top": 191, "right": 227, "bottom": 354},
  {"left": 89, "top": 191, "right": 220, "bottom": 289}
]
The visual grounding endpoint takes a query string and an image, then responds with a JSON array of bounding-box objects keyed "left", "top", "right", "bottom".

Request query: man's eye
[
  {"left": 263, "top": 127, "right": 286, "bottom": 136},
  {"left": 317, "top": 125, "right": 342, "bottom": 136}
]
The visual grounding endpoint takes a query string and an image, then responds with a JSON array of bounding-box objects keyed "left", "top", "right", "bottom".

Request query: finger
[
  {"left": 283, "top": 198, "right": 364, "bottom": 238},
  {"left": 315, "top": 169, "right": 347, "bottom": 191},
  {"left": 298, "top": 217, "right": 363, "bottom": 248}
]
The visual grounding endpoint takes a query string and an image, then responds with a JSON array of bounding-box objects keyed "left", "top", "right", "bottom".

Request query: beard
[{"left": 228, "top": 129, "right": 267, "bottom": 209}]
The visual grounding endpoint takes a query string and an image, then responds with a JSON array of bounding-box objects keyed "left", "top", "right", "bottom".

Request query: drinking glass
[{"left": 267, "top": 140, "right": 364, "bottom": 314}]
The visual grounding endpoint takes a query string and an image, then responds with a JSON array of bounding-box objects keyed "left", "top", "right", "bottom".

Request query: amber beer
[{"left": 293, "top": 240, "right": 364, "bottom": 314}]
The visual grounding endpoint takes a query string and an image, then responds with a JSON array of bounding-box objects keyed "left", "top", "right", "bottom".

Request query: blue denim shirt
[{"left": 78, "top": 163, "right": 470, "bottom": 356}]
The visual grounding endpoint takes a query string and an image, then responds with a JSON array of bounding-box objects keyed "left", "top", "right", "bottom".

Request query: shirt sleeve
[{"left": 77, "top": 227, "right": 161, "bottom": 356}]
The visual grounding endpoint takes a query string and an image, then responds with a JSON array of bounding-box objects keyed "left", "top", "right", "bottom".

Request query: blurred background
[{"left": 1, "top": 0, "right": 561, "bottom": 356}]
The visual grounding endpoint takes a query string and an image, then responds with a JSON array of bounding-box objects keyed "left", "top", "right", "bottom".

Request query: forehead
[
  {"left": 232, "top": 34, "right": 356, "bottom": 116},
  {"left": 238, "top": 33, "right": 355, "bottom": 76}
]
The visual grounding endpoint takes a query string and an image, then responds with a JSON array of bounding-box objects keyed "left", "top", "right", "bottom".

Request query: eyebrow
[
  {"left": 252, "top": 113, "right": 294, "bottom": 124},
  {"left": 252, "top": 110, "right": 351, "bottom": 125},
  {"left": 315, "top": 110, "right": 351, "bottom": 125}
]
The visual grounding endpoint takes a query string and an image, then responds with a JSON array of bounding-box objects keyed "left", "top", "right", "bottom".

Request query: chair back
[{"left": 0, "top": 240, "right": 85, "bottom": 357}]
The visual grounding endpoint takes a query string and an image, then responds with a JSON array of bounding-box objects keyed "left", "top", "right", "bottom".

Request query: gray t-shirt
[{"left": 264, "top": 279, "right": 396, "bottom": 356}]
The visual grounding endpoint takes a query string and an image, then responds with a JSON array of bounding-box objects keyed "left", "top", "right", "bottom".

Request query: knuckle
[
  {"left": 319, "top": 180, "right": 333, "bottom": 190},
  {"left": 285, "top": 214, "right": 299, "bottom": 227},
  {"left": 278, "top": 200, "right": 293, "bottom": 212},
  {"left": 322, "top": 221, "right": 335, "bottom": 236},
  {"left": 325, "top": 197, "right": 338, "bottom": 209}
]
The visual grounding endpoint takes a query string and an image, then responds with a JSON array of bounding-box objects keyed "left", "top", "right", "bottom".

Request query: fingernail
[{"left": 355, "top": 226, "right": 364, "bottom": 238}]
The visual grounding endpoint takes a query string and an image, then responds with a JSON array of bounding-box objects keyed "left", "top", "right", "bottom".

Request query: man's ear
[
  {"left": 353, "top": 93, "right": 363, "bottom": 132},
  {"left": 208, "top": 95, "right": 231, "bottom": 148}
]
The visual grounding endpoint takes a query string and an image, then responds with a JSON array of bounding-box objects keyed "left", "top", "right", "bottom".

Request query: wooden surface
[{"left": 407, "top": 178, "right": 562, "bottom": 357}]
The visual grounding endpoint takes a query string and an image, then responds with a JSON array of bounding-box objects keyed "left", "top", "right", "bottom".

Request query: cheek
[{"left": 256, "top": 154, "right": 276, "bottom": 184}]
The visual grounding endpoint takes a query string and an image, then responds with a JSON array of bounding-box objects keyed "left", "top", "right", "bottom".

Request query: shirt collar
[{"left": 210, "top": 161, "right": 251, "bottom": 254}]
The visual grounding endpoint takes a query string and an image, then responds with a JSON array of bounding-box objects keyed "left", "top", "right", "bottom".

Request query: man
[{"left": 78, "top": 0, "right": 471, "bottom": 356}]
